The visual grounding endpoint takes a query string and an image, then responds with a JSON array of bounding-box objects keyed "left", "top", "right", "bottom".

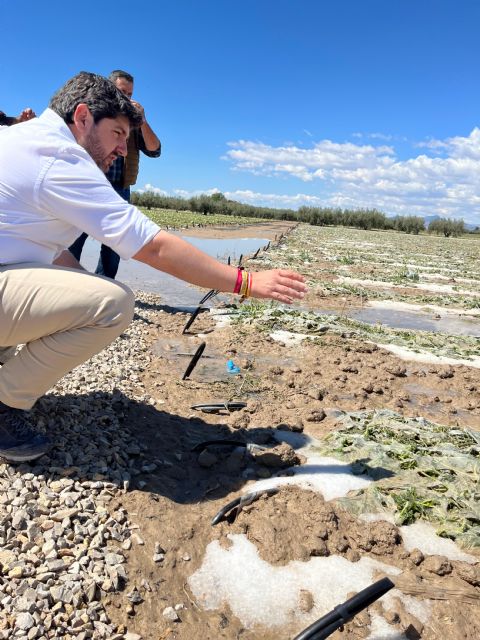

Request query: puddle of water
[
  {"left": 350, "top": 306, "right": 480, "bottom": 337},
  {"left": 152, "top": 336, "right": 299, "bottom": 383},
  {"left": 181, "top": 236, "right": 269, "bottom": 262},
  {"left": 302, "top": 304, "right": 480, "bottom": 337},
  {"left": 402, "top": 382, "right": 476, "bottom": 426},
  {"left": 78, "top": 234, "right": 268, "bottom": 306}
]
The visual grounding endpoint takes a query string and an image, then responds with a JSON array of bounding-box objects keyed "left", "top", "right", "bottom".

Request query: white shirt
[{"left": 0, "top": 108, "right": 160, "bottom": 265}]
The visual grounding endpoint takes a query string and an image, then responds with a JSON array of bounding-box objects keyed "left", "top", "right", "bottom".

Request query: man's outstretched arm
[{"left": 133, "top": 231, "right": 307, "bottom": 304}]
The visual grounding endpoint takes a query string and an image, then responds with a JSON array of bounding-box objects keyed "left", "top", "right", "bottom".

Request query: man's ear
[{"left": 72, "top": 103, "right": 93, "bottom": 133}]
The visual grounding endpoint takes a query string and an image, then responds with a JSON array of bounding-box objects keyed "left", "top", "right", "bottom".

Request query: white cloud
[{"left": 223, "top": 131, "right": 480, "bottom": 223}]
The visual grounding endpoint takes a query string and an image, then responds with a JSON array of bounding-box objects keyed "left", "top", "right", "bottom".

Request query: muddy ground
[{"left": 100, "top": 224, "right": 479, "bottom": 640}]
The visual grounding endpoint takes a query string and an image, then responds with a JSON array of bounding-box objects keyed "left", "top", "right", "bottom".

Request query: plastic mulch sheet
[{"left": 318, "top": 409, "right": 480, "bottom": 548}]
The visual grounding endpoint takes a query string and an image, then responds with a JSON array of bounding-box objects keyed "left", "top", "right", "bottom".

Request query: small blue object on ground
[{"left": 226, "top": 359, "right": 241, "bottom": 374}]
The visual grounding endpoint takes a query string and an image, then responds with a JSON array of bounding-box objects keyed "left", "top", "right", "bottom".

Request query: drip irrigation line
[
  {"left": 181, "top": 306, "right": 205, "bottom": 334},
  {"left": 292, "top": 577, "right": 395, "bottom": 640},
  {"left": 181, "top": 342, "right": 206, "bottom": 380},
  {"left": 190, "top": 402, "right": 247, "bottom": 414},
  {"left": 199, "top": 289, "right": 219, "bottom": 305},
  {"left": 182, "top": 288, "right": 219, "bottom": 334},
  {"left": 211, "top": 487, "right": 279, "bottom": 526},
  {"left": 191, "top": 439, "right": 247, "bottom": 453}
]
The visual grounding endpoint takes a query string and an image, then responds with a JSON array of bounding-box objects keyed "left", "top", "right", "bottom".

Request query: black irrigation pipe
[
  {"left": 181, "top": 254, "right": 244, "bottom": 334},
  {"left": 198, "top": 288, "right": 219, "bottom": 305},
  {"left": 176, "top": 352, "right": 213, "bottom": 358},
  {"left": 191, "top": 439, "right": 247, "bottom": 453},
  {"left": 292, "top": 577, "right": 395, "bottom": 640},
  {"left": 181, "top": 306, "right": 205, "bottom": 335},
  {"left": 190, "top": 402, "right": 247, "bottom": 414},
  {"left": 211, "top": 487, "right": 279, "bottom": 526},
  {"left": 181, "top": 342, "right": 206, "bottom": 380},
  {"left": 181, "top": 288, "right": 219, "bottom": 334},
  {"left": 192, "top": 438, "right": 267, "bottom": 454}
]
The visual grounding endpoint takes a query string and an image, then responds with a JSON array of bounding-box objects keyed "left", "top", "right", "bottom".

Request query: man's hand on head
[{"left": 130, "top": 100, "right": 145, "bottom": 124}]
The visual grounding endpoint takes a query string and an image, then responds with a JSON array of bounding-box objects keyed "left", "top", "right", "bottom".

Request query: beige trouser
[{"left": 0, "top": 263, "right": 135, "bottom": 409}]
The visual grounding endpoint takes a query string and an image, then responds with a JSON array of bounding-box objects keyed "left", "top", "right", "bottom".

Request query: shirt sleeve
[
  {"left": 36, "top": 146, "right": 161, "bottom": 259},
  {"left": 137, "top": 129, "right": 161, "bottom": 158}
]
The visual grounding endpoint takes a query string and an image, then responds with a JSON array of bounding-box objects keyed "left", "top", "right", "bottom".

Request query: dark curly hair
[{"left": 49, "top": 71, "right": 142, "bottom": 128}]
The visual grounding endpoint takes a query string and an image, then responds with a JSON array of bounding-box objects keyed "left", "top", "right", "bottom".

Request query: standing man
[
  {"left": 0, "top": 71, "right": 306, "bottom": 463},
  {"left": 69, "top": 70, "right": 161, "bottom": 278}
]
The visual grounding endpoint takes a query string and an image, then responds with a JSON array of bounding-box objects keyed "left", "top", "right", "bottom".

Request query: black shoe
[{"left": 0, "top": 402, "right": 51, "bottom": 462}]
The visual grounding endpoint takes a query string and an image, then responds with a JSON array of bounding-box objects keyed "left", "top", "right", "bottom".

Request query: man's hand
[
  {"left": 130, "top": 99, "right": 145, "bottom": 124},
  {"left": 250, "top": 269, "right": 307, "bottom": 304},
  {"left": 17, "top": 108, "right": 36, "bottom": 123}
]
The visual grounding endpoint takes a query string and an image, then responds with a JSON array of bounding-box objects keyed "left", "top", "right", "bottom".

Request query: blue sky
[{"left": 3, "top": 0, "right": 480, "bottom": 223}]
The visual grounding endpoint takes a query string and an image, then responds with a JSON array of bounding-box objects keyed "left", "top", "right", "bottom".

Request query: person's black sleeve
[{"left": 138, "top": 129, "right": 161, "bottom": 158}]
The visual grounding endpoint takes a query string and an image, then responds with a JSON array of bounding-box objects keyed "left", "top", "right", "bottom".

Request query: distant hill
[{"left": 423, "top": 215, "right": 441, "bottom": 227}]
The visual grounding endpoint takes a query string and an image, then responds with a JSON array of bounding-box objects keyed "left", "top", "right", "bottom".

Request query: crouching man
[{"left": 0, "top": 71, "right": 306, "bottom": 462}]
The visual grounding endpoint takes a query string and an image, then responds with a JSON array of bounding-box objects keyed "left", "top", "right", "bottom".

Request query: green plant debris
[
  {"left": 230, "top": 301, "right": 480, "bottom": 361},
  {"left": 142, "top": 207, "right": 265, "bottom": 229},
  {"left": 319, "top": 409, "right": 480, "bottom": 547},
  {"left": 255, "top": 224, "right": 480, "bottom": 308}
]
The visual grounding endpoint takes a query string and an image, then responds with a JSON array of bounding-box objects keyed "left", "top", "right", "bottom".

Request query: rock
[
  {"left": 198, "top": 450, "right": 218, "bottom": 468},
  {"left": 309, "top": 540, "right": 329, "bottom": 557},
  {"left": 250, "top": 443, "right": 302, "bottom": 468},
  {"left": 105, "top": 552, "right": 124, "bottom": 565},
  {"left": 163, "top": 606, "right": 180, "bottom": 622},
  {"left": 153, "top": 553, "right": 165, "bottom": 563},
  {"left": 305, "top": 409, "right": 326, "bottom": 423},
  {"left": 15, "top": 612, "right": 35, "bottom": 630},
  {"left": 409, "top": 549, "right": 424, "bottom": 565},
  {"left": 8, "top": 565, "right": 24, "bottom": 579},
  {"left": 307, "top": 387, "right": 324, "bottom": 400},
  {"left": 386, "top": 365, "right": 407, "bottom": 377},
  {"left": 438, "top": 367, "right": 454, "bottom": 379},
  {"left": 455, "top": 561, "right": 480, "bottom": 586},
  {"left": 269, "top": 366, "right": 284, "bottom": 375},
  {"left": 229, "top": 412, "right": 250, "bottom": 429},
  {"left": 126, "top": 588, "right": 143, "bottom": 605},
  {"left": 298, "top": 589, "right": 315, "bottom": 613},
  {"left": 12, "top": 510, "right": 28, "bottom": 530},
  {"left": 384, "top": 609, "right": 400, "bottom": 624},
  {"left": 422, "top": 555, "right": 452, "bottom": 576}
]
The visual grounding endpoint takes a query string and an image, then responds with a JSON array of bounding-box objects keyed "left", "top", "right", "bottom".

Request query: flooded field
[
  {"left": 98, "top": 222, "right": 479, "bottom": 640},
  {"left": 8, "top": 222, "right": 477, "bottom": 640}
]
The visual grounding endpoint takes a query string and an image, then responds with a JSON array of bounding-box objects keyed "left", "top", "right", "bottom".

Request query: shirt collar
[{"left": 40, "top": 108, "right": 78, "bottom": 144}]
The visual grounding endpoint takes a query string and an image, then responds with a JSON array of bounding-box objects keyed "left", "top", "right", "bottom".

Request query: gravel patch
[{"left": 0, "top": 292, "right": 161, "bottom": 640}]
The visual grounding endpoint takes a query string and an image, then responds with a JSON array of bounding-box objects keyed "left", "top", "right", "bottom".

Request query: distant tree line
[{"left": 131, "top": 191, "right": 470, "bottom": 237}]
